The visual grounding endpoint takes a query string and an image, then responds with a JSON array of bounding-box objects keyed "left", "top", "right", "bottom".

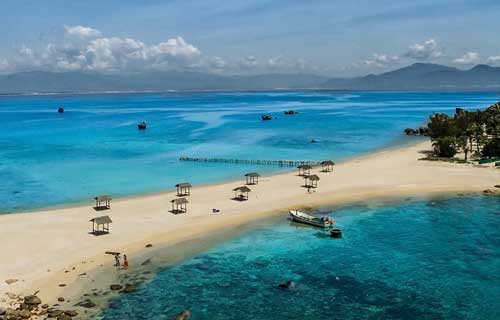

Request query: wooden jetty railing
[{"left": 179, "top": 157, "right": 321, "bottom": 167}]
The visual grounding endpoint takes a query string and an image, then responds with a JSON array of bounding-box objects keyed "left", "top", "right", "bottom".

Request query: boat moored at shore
[{"left": 289, "top": 209, "right": 331, "bottom": 228}]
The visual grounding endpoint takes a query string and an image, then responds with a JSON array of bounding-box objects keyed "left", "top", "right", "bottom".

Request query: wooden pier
[{"left": 179, "top": 157, "right": 321, "bottom": 167}]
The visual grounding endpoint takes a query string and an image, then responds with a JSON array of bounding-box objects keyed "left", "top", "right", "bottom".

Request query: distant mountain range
[
  {"left": 323, "top": 63, "right": 500, "bottom": 91},
  {"left": 1, "top": 63, "right": 500, "bottom": 94}
]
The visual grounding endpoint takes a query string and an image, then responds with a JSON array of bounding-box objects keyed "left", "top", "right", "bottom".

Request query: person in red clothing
[{"left": 123, "top": 254, "right": 129, "bottom": 270}]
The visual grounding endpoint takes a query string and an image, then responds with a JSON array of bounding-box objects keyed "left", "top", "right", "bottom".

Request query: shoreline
[
  {"left": 56, "top": 191, "right": 480, "bottom": 319},
  {"left": 1, "top": 135, "right": 423, "bottom": 216},
  {"left": 1, "top": 140, "right": 499, "bottom": 316}
]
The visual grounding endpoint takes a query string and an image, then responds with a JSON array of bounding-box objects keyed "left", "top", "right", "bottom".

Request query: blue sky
[{"left": 1, "top": 0, "right": 499, "bottom": 76}]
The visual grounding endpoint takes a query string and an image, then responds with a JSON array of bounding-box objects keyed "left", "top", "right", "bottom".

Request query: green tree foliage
[
  {"left": 426, "top": 102, "right": 500, "bottom": 159},
  {"left": 482, "top": 138, "right": 500, "bottom": 158},
  {"left": 432, "top": 137, "right": 458, "bottom": 158},
  {"left": 427, "top": 113, "right": 456, "bottom": 139}
]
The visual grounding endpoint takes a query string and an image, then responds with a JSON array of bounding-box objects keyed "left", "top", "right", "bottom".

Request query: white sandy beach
[{"left": 1, "top": 141, "right": 499, "bottom": 311}]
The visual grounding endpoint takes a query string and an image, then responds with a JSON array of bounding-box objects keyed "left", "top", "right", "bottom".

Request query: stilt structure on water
[{"left": 179, "top": 157, "right": 321, "bottom": 167}]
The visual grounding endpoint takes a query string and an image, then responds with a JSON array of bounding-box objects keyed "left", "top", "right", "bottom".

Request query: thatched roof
[
  {"left": 175, "top": 182, "right": 192, "bottom": 188},
  {"left": 171, "top": 197, "right": 189, "bottom": 205},
  {"left": 297, "top": 164, "right": 312, "bottom": 170},
  {"left": 90, "top": 216, "right": 112, "bottom": 225},
  {"left": 233, "top": 186, "right": 251, "bottom": 192},
  {"left": 94, "top": 195, "right": 112, "bottom": 201},
  {"left": 321, "top": 160, "right": 335, "bottom": 166},
  {"left": 305, "top": 174, "right": 320, "bottom": 181},
  {"left": 244, "top": 172, "right": 260, "bottom": 177}
]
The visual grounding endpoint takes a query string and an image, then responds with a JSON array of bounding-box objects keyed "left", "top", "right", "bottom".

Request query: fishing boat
[
  {"left": 261, "top": 115, "right": 272, "bottom": 121},
  {"left": 58, "top": 107, "right": 64, "bottom": 113},
  {"left": 137, "top": 121, "right": 147, "bottom": 130},
  {"left": 289, "top": 210, "right": 330, "bottom": 228}
]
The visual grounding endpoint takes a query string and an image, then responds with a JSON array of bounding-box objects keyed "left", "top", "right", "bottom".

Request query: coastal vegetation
[{"left": 407, "top": 101, "right": 500, "bottom": 162}]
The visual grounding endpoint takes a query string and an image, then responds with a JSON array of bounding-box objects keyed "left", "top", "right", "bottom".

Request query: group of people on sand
[{"left": 113, "top": 253, "right": 129, "bottom": 269}]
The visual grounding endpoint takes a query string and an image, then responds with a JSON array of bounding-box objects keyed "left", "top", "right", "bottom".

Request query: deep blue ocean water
[
  {"left": 0, "top": 91, "right": 497, "bottom": 212},
  {"left": 101, "top": 195, "right": 500, "bottom": 320}
]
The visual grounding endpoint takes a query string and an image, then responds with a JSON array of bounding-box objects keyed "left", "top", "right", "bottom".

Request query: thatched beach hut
[
  {"left": 244, "top": 172, "right": 260, "bottom": 185},
  {"left": 297, "top": 164, "right": 312, "bottom": 176},
  {"left": 89, "top": 215, "right": 112, "bottom": 235},
  {"left": 175, "top": 182, "right": 192, "bottom": 196},
  {"left": 94, "top": 195, "right": 112, "bottom": 210},
  {"left": 170, "top": 197, "right": 189, "bottom": 214},
  {"left": 304, "top": 174, "right": 320, "bottom": 188},
  {"left": 321, "top": 160, "right": 335, "bottom": 172},
  {"left": 233, "top": 186, "right": 251, "bottom": 201}
]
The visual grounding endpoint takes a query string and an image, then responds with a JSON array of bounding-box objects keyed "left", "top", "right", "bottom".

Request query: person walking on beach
[
  {"left": 123, "top": 254, "right": 129, "bottom": 270},
  {"left": 114, "top": 253, "right": 121, "bottom": 267}
]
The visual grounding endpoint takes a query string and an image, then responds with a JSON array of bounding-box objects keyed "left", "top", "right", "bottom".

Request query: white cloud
[
  {"left": 363, "top": 53, "right": 399, "bottom": 68},
  {"left": 452, "top": 52, "right": 480, "bottom": 65},
  {"left": 207, "top": 56, "right": 226, "bottom": 69},
  {"left": 405, "top": 39, "right": 442, "bottom": 60},
  {"left": 150, "top": 37, "right": 200, "bottom": 58},
  {"left": 487, "top": 55, "right": 500, "bottom": 64},
  {"left": 5, "top": 32, "right": 202, "bottom": 73},
  {"left": 238, "top": 55, "right": 259, "bottom": 70},
  {"left": 0, "top": 25, "right": 321, "bottom": 75},
  {"left": 64, "top": 25, "right": 102, "bottom": 39},
  {"left": 265, "top": 56, "right": 317, "bottom": 73},
  {"left": 267, "top": 56, "right": 286, "bottom": 69}
]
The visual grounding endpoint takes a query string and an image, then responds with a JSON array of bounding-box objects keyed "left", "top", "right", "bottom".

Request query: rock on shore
[{"left": 0, "top": 293, "right": 79, "bottom": 320}]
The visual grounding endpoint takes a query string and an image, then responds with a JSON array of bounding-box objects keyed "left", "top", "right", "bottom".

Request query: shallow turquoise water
[
  {"left": 0, "top": 91, "right": 497, "bottom": 212},
  {"left": 101, "top": 195, "right": 500, "bottom": 320}
]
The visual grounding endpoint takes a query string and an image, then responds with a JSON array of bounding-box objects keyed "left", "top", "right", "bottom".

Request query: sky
[{"left": 1, "top": 0, "right": 500, "bottom": 76}]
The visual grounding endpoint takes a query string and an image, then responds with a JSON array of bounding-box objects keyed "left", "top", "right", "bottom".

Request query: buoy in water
[{"left": 330, "top": 228, "right": 342, "bottom": 238}]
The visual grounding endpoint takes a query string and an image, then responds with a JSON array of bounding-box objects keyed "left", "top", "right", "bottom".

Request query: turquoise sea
[
  {"left": 2, "top": 92, "right": 499, "bottom": 319},
  {"left": 101, "top": 195, "right": 500, "bottom": 320},
  {"left": 0, "top": 91, "right": 497, "bottom": 213}
]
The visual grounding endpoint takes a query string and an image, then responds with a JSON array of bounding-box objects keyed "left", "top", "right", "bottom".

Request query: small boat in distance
[
  {"left": 138, "top": 121, "right": 147, "bottom": 130},
  {"left": 58, "top": 107, "right": 64, "bottom": 113},
  {"left": 289, "top": 210, "right": 330, "bottom": 228},
  {"left": 284, "top": 110, "right": 298, "bottom": 115},
  {"left": 261, "top": 115, "right": 272, "bottom": 121}
]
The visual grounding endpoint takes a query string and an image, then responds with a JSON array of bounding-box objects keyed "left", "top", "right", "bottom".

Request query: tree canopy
[{"left": 426, "top": 103, "right": 500, "bottom": 160}]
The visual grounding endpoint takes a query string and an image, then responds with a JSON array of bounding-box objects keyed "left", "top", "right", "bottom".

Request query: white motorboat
[{"left": 289, "top": 209, "right": 330, "bottom": 228}]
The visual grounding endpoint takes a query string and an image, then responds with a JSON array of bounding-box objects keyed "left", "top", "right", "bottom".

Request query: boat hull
[{"left": 289, "top": 210, "right": 329, "bottom": 228}]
